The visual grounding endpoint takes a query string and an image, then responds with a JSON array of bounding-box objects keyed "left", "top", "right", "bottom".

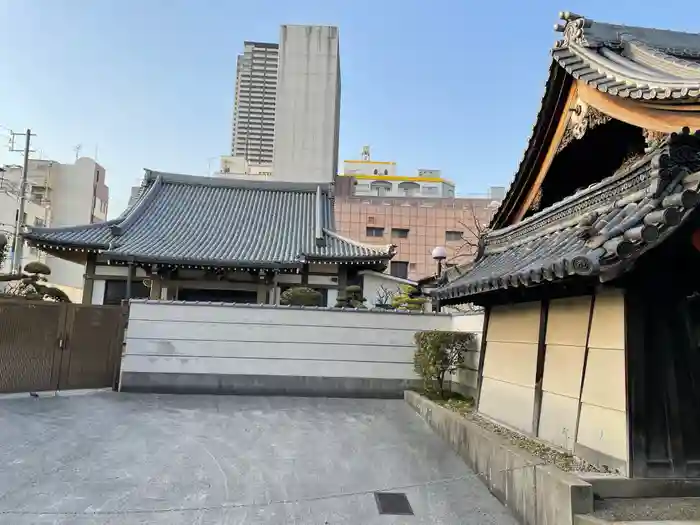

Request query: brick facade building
[{"left": 334, "top": 176, "right": 500, "bottom": 281}]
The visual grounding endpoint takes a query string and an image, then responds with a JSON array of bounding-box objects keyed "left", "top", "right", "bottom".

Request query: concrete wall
[
  {"left": 121, "top": 300, "right": 452, "bottom": 397},
  {"left": 273, "top": 25, "right": 340, "bottom": 183},
  {"left": 478, "top": 302, "right": 542, "bottom": 433}
]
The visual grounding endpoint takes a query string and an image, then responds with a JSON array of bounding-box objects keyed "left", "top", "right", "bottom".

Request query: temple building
[
  {"left": 433, "top": 12, "right": 700, "bottom": 479},
  {"left": 23, "top": 171, "right": 395, "bottom": 307}
]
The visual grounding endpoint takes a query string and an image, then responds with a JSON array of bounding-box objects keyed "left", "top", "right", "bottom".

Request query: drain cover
[{"left": 374, "top": 492, "right": 414, "bottom": 515}]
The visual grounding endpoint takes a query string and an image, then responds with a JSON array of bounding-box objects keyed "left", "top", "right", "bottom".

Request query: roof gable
[
  {"left": 25, "top": 171, "right": 394, "bottom": 267},
  {"left": 491, "top": 12, "right": 700, "bottom": 229}
]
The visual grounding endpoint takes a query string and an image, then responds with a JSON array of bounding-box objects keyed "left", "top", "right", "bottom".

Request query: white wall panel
[{"left": 123, "top": 301, "right": 452, "bottom": 383}]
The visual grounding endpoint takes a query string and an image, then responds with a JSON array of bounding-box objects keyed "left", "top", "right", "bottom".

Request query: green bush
[
  {"left": 392, "top": 285, "right": 427, "bottom": 311},
  {"left": 280, "top": 286, "right": 323, "bottom": 307},
  {"left": 413, "top": 330, "right": 476, "bottom": 399},
  {"left": 334, "top": 284, "right": 367, "bottom": 308}
]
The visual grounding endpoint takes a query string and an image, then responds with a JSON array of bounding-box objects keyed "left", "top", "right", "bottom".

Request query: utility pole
[{"left": 9, "top": 129, "right": 35, "bottom": 274}]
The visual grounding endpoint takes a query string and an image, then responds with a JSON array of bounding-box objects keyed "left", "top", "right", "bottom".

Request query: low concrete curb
[{"left": 405, "top": 390, "right": 594, "bottom": 525}]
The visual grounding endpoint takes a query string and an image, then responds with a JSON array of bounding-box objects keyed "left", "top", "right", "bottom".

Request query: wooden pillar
[
  {"left": 475, "top": 306, "right": 491, "bottom": 411},
  {"left": 125, "top": 262, "right": 134, "bottom": 301},
  {"left": 81, "top": 253, "right": 97, "bottom": 304},
  {"left": 301, "top": 264, "right": 309, "bottom": 285}
]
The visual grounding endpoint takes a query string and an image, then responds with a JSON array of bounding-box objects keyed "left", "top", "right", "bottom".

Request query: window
[
  {"left": 409, "top": 263, "right": 417, "bottom": 271},
  {"left": 34, "top": 217, "right": 45, "bottom": 227},
  {"left": 446, "top": 230, "right": 463, "bottom": 242},
  {"left": 366, "top": 227, "right": 384, "bottom": 237},
  {"left": 390, "top": 261, "right": 409, "bottom": 279},
  {"left": 398, "top": 181, "right": 420, "bottom": 197},
  {"left": 367, "top": 216, "right": 375, "bottom": 224},
  {"left": 391, "top": 228, "right": 409, "bottom": 239},
  {"left": 370, "top": 181, "right": 392, "bottom": 196},
  {"left": 103, "top": 280, "right": 150, "bottom": 305}
]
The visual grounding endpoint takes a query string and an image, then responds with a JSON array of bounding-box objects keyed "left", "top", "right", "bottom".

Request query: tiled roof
[
  {"left": 490, "top": 12, "right": 700, "bottom": 228},
  {"left": 435, "top": 129, "right": 700, "bottom": 302},
  {"left": 554, "top": 12, "right": 700, "bottom": 100},
  {"left": 24, "top": 172, "right": 395, "bottom": 268}
]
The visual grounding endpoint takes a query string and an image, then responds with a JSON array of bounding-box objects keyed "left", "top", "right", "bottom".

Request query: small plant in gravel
[
  {"left": 413, "top": 330, "right": 475, "bottom": 399},
  {"left": 433, "top": 395, "right": 607, "bottom": 474}
]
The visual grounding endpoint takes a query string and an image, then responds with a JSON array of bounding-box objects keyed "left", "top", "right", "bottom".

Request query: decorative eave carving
[
  {"left": 557, "top": 102, "right": 612, "bottom": 154},
  {"left": 486, "top": 128, "right": 700, "bottom": 253},
  {"left": 529, "top": 188, "right": 543, "bottom": 212},
  {"left": 643, "top": 129, "right": 667, "bottom": 152}
]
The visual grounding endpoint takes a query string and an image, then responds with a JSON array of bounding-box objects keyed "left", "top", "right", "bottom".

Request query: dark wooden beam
[
  {"left": 475, "top": 306, "right": 491, "bottom": 410},
  {"left": 531, "top": 300, "right": 550, "bottom": 436}
]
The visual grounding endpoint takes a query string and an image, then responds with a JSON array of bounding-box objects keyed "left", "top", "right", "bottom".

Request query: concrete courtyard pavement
[{"left": 0, "top": 393, "right": 517, "bottom": 524}]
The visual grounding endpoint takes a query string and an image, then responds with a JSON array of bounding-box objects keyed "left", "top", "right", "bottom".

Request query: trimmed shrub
[
  {"left": 280, "top": 286, "right": 323, "bottom": 307},
  {"left": 413, "top": 330, "right": 476, "bottom": 399},
  {"left": 334, "top": 285, "right": 367, "bottom": 308},
  {"left": 392, "top": 285, "right": 427, "bottom": 311}
]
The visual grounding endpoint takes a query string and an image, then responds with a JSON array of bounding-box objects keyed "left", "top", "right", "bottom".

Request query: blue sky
[{"left": 0, "top": 1, "right": 696, "bottom": 217}]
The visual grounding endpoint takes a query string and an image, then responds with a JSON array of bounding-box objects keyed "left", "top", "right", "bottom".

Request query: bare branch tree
[{"left": 452, "top": 201, "right": 489, "bottom": 264}]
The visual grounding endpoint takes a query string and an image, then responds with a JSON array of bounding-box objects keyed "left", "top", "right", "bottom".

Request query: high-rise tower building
[
  {"left": 231, "top": 41, "right": 279, "bottom": 165},
  {"left": 227, "top": 26, "right": 340, "bottom": 182},
  {"left": 272, "top": 25, "right": 341, "bottom": 183}
]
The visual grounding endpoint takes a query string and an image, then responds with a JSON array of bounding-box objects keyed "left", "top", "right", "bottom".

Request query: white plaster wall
[
  {"left": 362, "top": 272, "right": 409, "bottom": 308},
  {"left": 91, "top": 279, "right": 106, "bottom": 305},
  {"left": 450, "top": 314, "right": 484, "bottom": 393},
  {"left": 122, "top": 301, "right": 451, "bottom": 382}
]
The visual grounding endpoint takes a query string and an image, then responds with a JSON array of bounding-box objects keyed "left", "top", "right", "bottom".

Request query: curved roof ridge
[
  {"left": 144, "top": 170, "right": 332, "bottom": 193},
  {"left": 110, "top": 174, "right": 164, "bottom": 236},
  {"left": 571, "top": 42, "right": 700, "bottom": 88},
  {"left": 322, "top": 229, "right": 394, "bottom": 255}
]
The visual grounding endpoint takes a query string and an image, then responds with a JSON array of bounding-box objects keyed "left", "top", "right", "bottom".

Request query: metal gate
[{"left": 0, "top": 301, "right": 126, "bottom": 394}]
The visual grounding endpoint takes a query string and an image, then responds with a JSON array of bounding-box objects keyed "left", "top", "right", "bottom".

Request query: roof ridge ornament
[{"left": 555, "top": 12, "right": 592, "bottom": 48}]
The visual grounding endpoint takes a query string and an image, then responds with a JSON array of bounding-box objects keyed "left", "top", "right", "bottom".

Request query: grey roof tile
[
  {"left": 25, "top": 172, "right": 394, "bottom": 267},
  {"left": 435, "top": 129, "right": 700, "bottom": 301}
]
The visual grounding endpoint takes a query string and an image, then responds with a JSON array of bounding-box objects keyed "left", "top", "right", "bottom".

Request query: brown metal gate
[{"left": 0, "top": 301, "right": 126, "bottom": 394}]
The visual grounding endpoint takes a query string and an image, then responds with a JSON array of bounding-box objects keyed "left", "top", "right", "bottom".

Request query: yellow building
[{"left": 340, "top": 146, "right": 456, "bottom": 198}]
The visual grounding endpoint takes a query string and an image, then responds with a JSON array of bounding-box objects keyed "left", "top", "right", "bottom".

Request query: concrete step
[{"left": 574, "top": 497, "right": 700, "bottom": 524}]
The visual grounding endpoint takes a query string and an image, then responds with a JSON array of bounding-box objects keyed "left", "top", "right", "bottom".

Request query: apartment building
[
  {"left": 226, "top": 25, "right": 341, "bottom": 183},
  {"left": 231, "top": 41, "right": 278, "bottom": 165},
  {"left": 0, "top": 157, "right": 109, "bottom": 301},
  {"left": 334, "top": 176, "right": 503, "bottom": 281}
]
